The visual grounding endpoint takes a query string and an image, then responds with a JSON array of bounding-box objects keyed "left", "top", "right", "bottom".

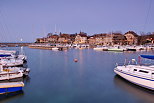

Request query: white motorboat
[
  {"left": 114, "top": 56, "right": 154, "bottom": 90},
  {"left": 0, "top": 49, "right": 27, "bottom": 62},
  {"left": 0, "top": 65, "right": 23, "bottom": 81},
  {"left": 93, "top": 46, "right": 108, "bottom": 51},
  {"left": 17, "top": 54, "right": 27, "bottom": 62},
  {"left": 0, "top": 58, "right": 23, "bottom": 67},
  {"left": 93, "top": 47, "right": 103, "bottom": 51},
  {"left": 107, "top": 45, "right": 125, "bottom": 52},
  {"left": 52, "top": 47, "right": 59, "bottom": 50},
  {"left": 3, "top": 66, "right": 30, "bottom": 76}
]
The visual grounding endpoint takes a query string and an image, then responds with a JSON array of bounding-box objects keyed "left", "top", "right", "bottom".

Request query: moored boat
[
  {"left": 114, "top": 57, "right": 154, "bottom": 90},
  {"left": 0, "top": 65, "right": 24, "bottom": 81},
  {"left": 52, "top": 47, "right": 59, "bottom": 50},
  {"left": 108, "top": 48, "right": 124, "bottom": 52},
  {"left": 93, "top": 47, "right": 103, "bottom": 51},
  {"left": 0, "top": 51, "right": 27, "bottom": 62},
  {"left": 3, "top": 66, "right": 30, "bottom": 76},
  {"left": 0, "top": 82, "right": 24, "bottom": 94},
  {"left": 0, "top": 58, "right": 23, "bottom": 67}
]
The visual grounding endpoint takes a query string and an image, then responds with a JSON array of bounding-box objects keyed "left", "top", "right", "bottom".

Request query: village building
[
  {"left": 69, "top": 34, "right": 77, "bottom": 44},
  {"left": 124, "top": 31, "right": 138, "bottom": 45},
  {"left": 112, "top": 33, "right": 127, "bottom": 45},
  {"left": 36, "top": 38, "right": 48, "bottom": 43},
  {"left": 92, "top": 33, "right": 108, "bottom": 45},
  {"left": 58, "top": 33, "right": 70, "bottom": 43},
  {"left": 95, "top": 37, "right": 104, "bottom": 45},
  {"left": 88, "top": 36, "right": 96, "bottom": 45},
  {"left": 47, "top": 35, "right": 59, "bottom": 43},
  {"left": 103, "top": 34, "right": 113, "bottom": 46},
  {"left": 74, "top": 32, "right": 87, "bottom": 44}
]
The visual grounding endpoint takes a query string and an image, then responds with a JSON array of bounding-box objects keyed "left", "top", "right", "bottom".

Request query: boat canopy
[{"left": 140, "top": 55, "right": 154, "bottom": 60}]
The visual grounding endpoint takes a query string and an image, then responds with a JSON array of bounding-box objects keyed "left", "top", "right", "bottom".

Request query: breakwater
[{"left": 0, "top": 43, "right": 33, "bottom": 47}]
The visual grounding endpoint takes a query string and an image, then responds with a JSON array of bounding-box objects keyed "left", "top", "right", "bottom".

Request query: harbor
[
  {"left": 0, "top": 47, "right": 154, "bottom": 103},
  {"left": 1, "top": 0, "right": 154, "bottom": 102}
]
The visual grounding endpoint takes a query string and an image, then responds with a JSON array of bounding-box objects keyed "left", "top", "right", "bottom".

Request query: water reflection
[
  {"left": 114, "top": 75, "right": 154, "bottom": 103},
  {"left": 23, "top": 76, "right": 31, "bottom": 84}
]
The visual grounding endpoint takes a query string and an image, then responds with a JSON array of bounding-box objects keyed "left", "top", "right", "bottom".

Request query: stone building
[
  {"left": 103, "top": 34, "right": 113, "bottom": 45},
  {"left": 47, "top": 35, "right": 59, "bottom": 43},
  {"left": 74, "top": 32, "right": 87, "bottom": 44},
  {"left": 36, "top": 38, "right": 48, "bottom": 43},
  {"left": 88, "top": 37, "right": 96, "bottom": 45},
  {"left": 112, "top": 33, "right": 127, "bottom": 45},
  {"left": 124, "top": 31, "right": 138, "bottom": 45}
]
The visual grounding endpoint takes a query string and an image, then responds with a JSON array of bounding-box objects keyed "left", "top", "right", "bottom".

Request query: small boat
[
  {"left": 107, "top": 45, "right": 125, "bottom": 52},
  {"left": 126, "top": 48, "right": 136, "bottom": 51},
  {"left": 3, "top": 67, "right": 30, "bottom": 76},
  {"left": 0, "top": 82, "right": 24, "bottom": 94},
  {"left": 114, "top": 57, "right": 154, "bottom": 90},
  {"left": 107, "top": 48, "right": 124, "bottom": 52},
  {"left": 125, "top": 46, "right": 136, "bottom": 51},
  {"left": 0, "top": 58, "right": 23, "bottom": 67},
  {"left": 93, "top": 46, "right": 108, "bottom": 51},
  {"left": 0, "top": 65, "right": 23, "bottom": 81},
  {"left": 52, "top": 47, "right": 59, "bottom": 50},
  {"left": 0, "top": 50, "right": 27, "bottom": 62},
  {"left": 93, "top": 47, "right": 103, "bottom": 51}
]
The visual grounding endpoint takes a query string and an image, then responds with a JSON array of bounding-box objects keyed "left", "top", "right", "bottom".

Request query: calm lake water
[{"left": 0, "top": 47, "right": 154, "bottom": 103}]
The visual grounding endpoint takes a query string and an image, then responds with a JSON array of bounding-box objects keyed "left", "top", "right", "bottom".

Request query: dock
[
  {"left": 0, "top": 43, "right": 33, "bottom": 47},
  {"left": 28, "top": 44, "right": 68, "bottom": 51}
]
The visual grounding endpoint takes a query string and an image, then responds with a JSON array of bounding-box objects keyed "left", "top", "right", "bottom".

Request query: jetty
[
  {"left": 28, "top": 44, "right": 68, "bottom": 51},
  {"left": 0, "top": 43, "right": 32, "bottom": 47}
]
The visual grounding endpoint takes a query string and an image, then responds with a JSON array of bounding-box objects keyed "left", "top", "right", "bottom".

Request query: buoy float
[{"left": 74, "top": 58, "right": 78, "bottom": 62}]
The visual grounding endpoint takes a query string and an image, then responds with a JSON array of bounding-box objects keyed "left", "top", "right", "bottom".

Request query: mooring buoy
[{"left": 74, "top": 58, "right": 78, "bottom": 62}]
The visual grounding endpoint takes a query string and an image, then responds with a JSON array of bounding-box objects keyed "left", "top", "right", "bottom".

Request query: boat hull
[
  {"left": 114, "top": 68, "right": 154, "bottom": 90},
  {"left": 0, "top": 87, "right": 23, "bottom": 94},
  {"left": 0, "top": 82, "right": 24, "bottom": 94},
  {"left": 108, "top": 49, "right": 124, "bottom": 52}
]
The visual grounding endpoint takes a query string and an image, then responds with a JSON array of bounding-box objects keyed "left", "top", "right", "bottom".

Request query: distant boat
[
  {"left": 0, "top": 82, "right": 24, "bottom": 94},
  {"left": 114, "top": 57, "right": 154, "bottom": 90},
  {"left": 93, "top": 46, "right": 108, "bottom": 51},
  {"left": 52, "top": 47, "right": 59, "bottom": 51},
  {"left": 125, "top": 46, "right": 136, "bottom": 51},
  {"left": 108, "top": 45, "right": 125, "bottom": 52},
  {"left": 107, "top": 48, "right": 124, "bottom": 52},
  {"left": 126, "top": 48, "right": 136, "bottom": 51},
  {"left": 93, "top": 47, "right": 103, "bottom": 51}
]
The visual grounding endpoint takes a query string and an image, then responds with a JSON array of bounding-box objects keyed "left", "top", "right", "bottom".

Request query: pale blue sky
[{"left": 0, "top": 0, "right": 153, "bottom": 42}]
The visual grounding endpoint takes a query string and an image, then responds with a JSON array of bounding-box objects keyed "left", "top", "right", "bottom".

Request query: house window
[
  {"left": 139, "top": 70, "right": 149, "bottom": 73},
  {"left": 134, "top": 69, "right": 137, "bottom": 71}
]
